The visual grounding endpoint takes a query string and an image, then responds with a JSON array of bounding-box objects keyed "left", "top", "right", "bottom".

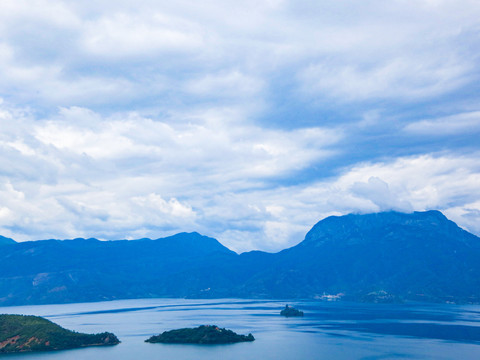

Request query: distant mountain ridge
[{"left": 1, "top": 210, "right": 479, "bottom": 306}]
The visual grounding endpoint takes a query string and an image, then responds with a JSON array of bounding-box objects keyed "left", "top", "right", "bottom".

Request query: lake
[{"left": 1, "top": 298, "right": 480, "bottom": 359}]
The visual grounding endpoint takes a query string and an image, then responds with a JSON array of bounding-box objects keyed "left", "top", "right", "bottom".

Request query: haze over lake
[{"left": 2, "top": 298, "right": 480, "bottom": 359}]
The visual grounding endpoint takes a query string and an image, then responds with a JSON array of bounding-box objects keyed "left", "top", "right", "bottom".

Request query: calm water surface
[{"left": 1, "top": 298, "right": 480, "bottom": 359}]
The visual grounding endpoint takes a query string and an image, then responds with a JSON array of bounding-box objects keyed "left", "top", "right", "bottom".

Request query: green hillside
[{"left": 0, "top": 314, "right": 119, "bottom": 353}]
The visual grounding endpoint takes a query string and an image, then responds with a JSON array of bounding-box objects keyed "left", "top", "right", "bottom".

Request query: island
[
  {"left": 280, "top": 305, "right": 304, "bottom": 317},
  {"left": 0, "top": 314, "right": 120, "bottom": 353},
  {"left": 145, "top": 325, "right": 255, "bottom": 344}
]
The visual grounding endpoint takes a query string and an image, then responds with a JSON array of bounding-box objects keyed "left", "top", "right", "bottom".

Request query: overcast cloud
[{"left": 1, "top": 0, "right": 480, "bottom": 252}]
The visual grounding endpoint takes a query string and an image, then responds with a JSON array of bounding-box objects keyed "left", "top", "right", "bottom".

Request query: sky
[{"left": 1, "top": 0, "right": 480, "bottom": 252}]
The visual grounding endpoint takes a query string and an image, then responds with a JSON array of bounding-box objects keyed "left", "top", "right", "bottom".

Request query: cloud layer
[{"left": 1, "top": 0, "right": 480, "bottom": 251}]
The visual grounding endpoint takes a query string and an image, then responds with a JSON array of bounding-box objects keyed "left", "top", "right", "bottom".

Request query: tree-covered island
[
  {"left": 280, "top": 305, "right": 304, "bottom": 317},
  {"left": 145, "top": 325, "right": 255, "bottom": 344},
  {"left": 0, "top": 314, "right": 120, "bottom": 353}
]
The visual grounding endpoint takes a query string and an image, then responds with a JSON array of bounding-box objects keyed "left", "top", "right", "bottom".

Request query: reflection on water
[{"left": 1, "top": 299, "right": 480, "bottom": 359}]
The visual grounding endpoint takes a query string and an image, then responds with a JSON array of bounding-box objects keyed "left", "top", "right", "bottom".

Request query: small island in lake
[
  {"left": 145, "top": 325, "right": 255, "bottom": 344},
  {"left": 0, "top": 314, "right": 120, "bottom": 353},
  {"left": 280, "top": 305, "right": 304, "bottom": 317}
]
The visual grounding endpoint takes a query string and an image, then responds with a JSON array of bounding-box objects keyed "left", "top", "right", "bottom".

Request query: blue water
[{"left": 1, "top": 298, "right": 480, "bottom": 359}]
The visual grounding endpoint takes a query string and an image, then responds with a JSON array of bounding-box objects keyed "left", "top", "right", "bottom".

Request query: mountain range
[{"left": 1, "top": 210, "right": 479, "bottom": 306}]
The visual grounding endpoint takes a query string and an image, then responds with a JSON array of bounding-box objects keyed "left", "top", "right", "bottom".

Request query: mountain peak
[
  {"left": 302, "top": 210, "right": 461, "bottom": 246},
  {"left": 0, "top": 235, "right": 16, "bottom": 246}
]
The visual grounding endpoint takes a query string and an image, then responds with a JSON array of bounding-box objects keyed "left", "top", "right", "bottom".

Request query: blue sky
[{"left": 0, "top": 0, "right": 480, "bottom": 252}]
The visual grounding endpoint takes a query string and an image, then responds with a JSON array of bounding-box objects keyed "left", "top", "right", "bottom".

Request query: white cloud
[
  {"left": 82, "top": 12, "right": 204, "bottom": 58},
  {"left": 33, "top": 106, "right": 340, "bottom": 178},
  {"left": 0, "top": 0, "right": 479, "bottom": 109},
  {"left": 351, "top": 177, "right": 413, "bottom": 212},
  {"left": 0, "top": 0, "right": 80, "bottom": 30},
  {"left": 132, "top": 193, "right": 195, "bottom": 219},
  {"left": 404, "top": 111, "right": 480, "bottom": 135},
  {"left": 0, "top": 103, "right": 342, "bottom": 248},
  {"left": 324, "top": 154, "right": 480, "bottom": 233},
  {"left": 185, "top": 71, "right": 264, "bottom": 98},
  {"left": 298, "top": 56, "right": 471, "bottom": 102}
]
